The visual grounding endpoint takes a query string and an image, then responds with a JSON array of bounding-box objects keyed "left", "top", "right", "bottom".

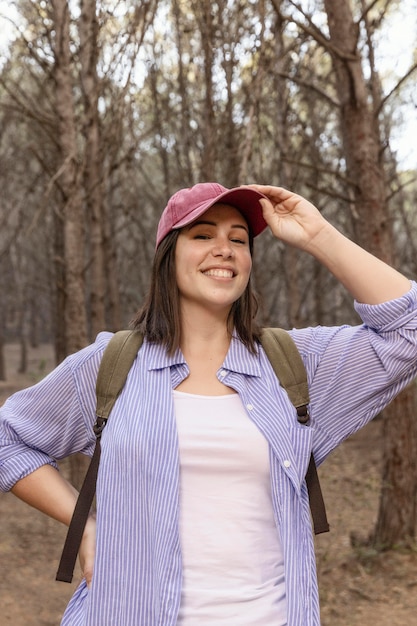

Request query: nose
[{"left": 211, "top": 236, "right": 234, "bottom": 258}]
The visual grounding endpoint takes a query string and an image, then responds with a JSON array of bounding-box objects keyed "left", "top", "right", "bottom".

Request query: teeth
[{"left": 204, "top": 269, "right": 233, "bottom": 278}]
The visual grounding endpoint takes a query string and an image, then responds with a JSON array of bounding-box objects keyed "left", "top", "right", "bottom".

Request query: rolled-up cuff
[
  {"left": 354, "top": 280, "right": 417, "bottom": 331},
  {"left": 0, "top": 449, "right": 58, "bottom": 492}
]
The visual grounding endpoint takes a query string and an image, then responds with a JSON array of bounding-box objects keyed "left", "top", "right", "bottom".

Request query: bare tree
[
  {"left": 51, "top": 0, "right": 88, "bottom": 355},
  {"left": 192, "top": 0, "right": 216, "bottom": 180},
  {"left": 79, "top": 0, "right": 106, "bottom": 338},
  {"left": 321, "top": 0, "right": 417, "bottom": 547}
]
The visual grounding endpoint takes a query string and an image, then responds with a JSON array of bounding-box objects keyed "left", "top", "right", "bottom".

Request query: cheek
[
  {"left": 175, "top": 242, "right": 187, "bottom": 279},
  {"left": 241, "top": 252, "right": 252, "bottom": 277},
  {"left": 175, "top": 246, "right": 195, "bottom": 292},
  {"left": 176, "top": 251, "right": 193, "bottom": 276}
]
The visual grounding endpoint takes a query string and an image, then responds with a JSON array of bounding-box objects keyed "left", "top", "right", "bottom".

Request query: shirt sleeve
[
  {"left": 0, "top": 332, "right": 112, "bottom": 491},
  {"left": 290, "top": 281, "right": 417, "bottom": 464}
]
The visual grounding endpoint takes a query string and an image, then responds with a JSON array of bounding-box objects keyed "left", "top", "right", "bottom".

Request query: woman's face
[{"left": 175, "top": 203, "right": 252, "bottom": 316}]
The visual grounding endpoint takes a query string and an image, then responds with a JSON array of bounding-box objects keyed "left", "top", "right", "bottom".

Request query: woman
[{"left": 1, "top": 182, "right": 416, "bottom": 626}]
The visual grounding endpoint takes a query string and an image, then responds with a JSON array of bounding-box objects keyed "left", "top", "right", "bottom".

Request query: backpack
[{"left": 56, "top": 328, "right": 329, "bottom": 583}]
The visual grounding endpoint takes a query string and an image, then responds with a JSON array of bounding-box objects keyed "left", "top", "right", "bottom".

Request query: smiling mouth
[{"left": 203, "top": 269, "right": 234, "bottom": 278}]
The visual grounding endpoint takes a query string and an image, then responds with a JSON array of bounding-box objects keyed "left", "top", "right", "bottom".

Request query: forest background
[{"left": 0, "top": 0, "right": 417, "bottom": 623}]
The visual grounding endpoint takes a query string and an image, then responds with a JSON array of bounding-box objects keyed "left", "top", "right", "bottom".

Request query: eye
[
  {"left": 230, "top": 233, "right": 249, "bottom": 245},
  {"left": 194, "top": 234, "right": 211, "bottom": 240}
]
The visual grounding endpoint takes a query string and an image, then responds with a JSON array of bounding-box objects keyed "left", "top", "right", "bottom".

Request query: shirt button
[
  {"left": 219, "top": 369, "right": 226, "bottom": 377},
  {"left": 246, "top": 404, "right": 254, "bottom": 411},
  {"left": 283, "top": 459, "right": 291, "bottom": 468}
]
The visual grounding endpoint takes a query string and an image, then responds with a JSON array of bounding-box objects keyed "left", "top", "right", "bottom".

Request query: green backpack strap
[
  {"left": 96, "top": 330, "right": 144, "bottom": 424},
  {"left": 56, "top": 330, "right": 143, "bottom": 583},
  {"left": 260, "top": 328, "right": 330, "bottom": 536},
  {"left": 260, "top": 328, "right": 310, "bottom": 421}
]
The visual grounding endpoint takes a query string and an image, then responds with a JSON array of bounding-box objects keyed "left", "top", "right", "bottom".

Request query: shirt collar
[
  {"left": 145, "top": 340, "right": 186, "bottom": 370},
  {"left": 222, "top": 334, "right": 262, "bottom": 377},
  {"left": 143, "top": 332, "right": 261, "bottom": 377}
]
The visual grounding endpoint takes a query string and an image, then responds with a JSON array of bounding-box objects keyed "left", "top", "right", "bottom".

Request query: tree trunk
[
  {"left": 198, "top": 0, "right": 216, "bottom": 180},
  {"left": 148, "top": 63, "right": 171, "bottom": 198},
  {"left": 51, "top": 0, "right": 88, "bottom": 355},
  {"left": 79, "top": 0, "right": 106, "bottom": 339},
  {"left": 374, "top": 385, "right": 417, "bottom": 548},
  {"left": 0, "top": 322, "right": 5, "bottom": 381},
  {"left": 52, "top": 208, "right": 67, "bottom": 364},
  {"left": 51, "top": 0, "right": 89, "bottom": 486},
  {"left": 172, "top": 0, "right": 195, "bottom": 185},
  {"left": 323, "top": 0, "right": 417, "bottom": 547},
  {"left": 323, "top": 0, "right": 390, "bottom": 257},
  {"left": 274, "top": 16, "right": 302, "bottom": 327},
  {"left": 102, "top": 193, "right": 122, "bottom": 331}
]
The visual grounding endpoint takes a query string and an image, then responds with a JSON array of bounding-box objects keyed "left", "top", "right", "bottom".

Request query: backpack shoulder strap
[
  {"left": 260, "top": 327, "right": 330, "bottom": 536},
  {"left": 96, "top": 330, "right": 144, "bottom": 422},
  {"left": 56, "top": 330, "right": 143, "bottom": 583},
  {"left": 260, "top": 328, "right": 309, "bottom": 421}
]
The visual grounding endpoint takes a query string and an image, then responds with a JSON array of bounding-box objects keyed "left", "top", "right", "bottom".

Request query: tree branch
[
  {"left": 377, "top": 62, "right": 417, "bottom": 114},
  {"left": 270, "top": 0, "right": 358, "bottom": 61}
]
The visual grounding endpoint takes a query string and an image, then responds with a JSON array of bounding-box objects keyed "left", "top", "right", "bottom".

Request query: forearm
[
  {"left": 11, "top": 464, "right": 78, "bottom": 526},
  {"left": 12, "top": 464, "right": 97, "bottom": 585},
  {"left": 305, "top": 222, "right": 411, "bottom": 304},
  {"left": 249, "top": 184, "right": 411, "bottom": 304}
]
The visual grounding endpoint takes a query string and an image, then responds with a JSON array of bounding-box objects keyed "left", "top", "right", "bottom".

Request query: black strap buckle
[
  {"left": 93, "top": 416, "right": 107, "bottom": 438},
  {"left": 297, "top": 405, "right": 310, "bottom": 425}
]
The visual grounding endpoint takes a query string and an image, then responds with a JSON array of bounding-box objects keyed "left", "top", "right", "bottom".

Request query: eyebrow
[{"left": 188, "top": 220, "right": 249, "bottom": 233}]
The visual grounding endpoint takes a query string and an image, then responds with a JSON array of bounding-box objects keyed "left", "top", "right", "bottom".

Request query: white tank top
[{"left": 173, "top": 390, "right": 287, "bottom": 626}]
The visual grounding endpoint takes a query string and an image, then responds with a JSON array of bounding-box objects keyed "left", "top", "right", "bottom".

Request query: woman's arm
[
  {"left": 0, "top": 338, "right": 111, "bottom": 586},
  {"left": 11, "top": 465, "right": 96, "bottom": 586},
  {"left": 11, "top": 464, "right": 78, "bottom": 524},
  {"left": 250, "top": 185, "right": 411, "bottom": 304}
]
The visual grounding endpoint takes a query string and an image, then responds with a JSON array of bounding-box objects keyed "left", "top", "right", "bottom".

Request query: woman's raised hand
[
  {"left": 248, "top": 185, "right": 328, "bottom": 250},
  {"left": 248, "top": 184, "right": 410, "bottom": 303}
]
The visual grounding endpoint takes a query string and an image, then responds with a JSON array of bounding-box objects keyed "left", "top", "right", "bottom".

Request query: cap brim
[{"left": 173, "top": 186, "right": 268, "bottom": 237}]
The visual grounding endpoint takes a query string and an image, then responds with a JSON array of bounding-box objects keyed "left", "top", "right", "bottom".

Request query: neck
[
  {"left": 179, "top": 305, "right": 232, "bottom": 358},
  {"left": 176, "top": 307, "right": 235, "bottom": 395}
]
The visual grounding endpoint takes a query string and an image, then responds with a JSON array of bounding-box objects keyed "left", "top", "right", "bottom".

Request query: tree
[
  {"left": 319, "top": 0, "right": 417, "bottom": 547},
  {"left": 50, "top": 0, "right": 88, "bottom": 356},
  {"left": 79, "top": 0, "right": 106, "bottom": 338}
]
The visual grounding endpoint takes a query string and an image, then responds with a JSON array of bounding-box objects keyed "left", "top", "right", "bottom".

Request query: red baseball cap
[{"left": 156, "top": 182, "right": 268, "bottom": 247}]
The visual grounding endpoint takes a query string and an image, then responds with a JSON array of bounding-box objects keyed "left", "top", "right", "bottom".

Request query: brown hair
[{"left": 132, "top": 230, "right": 261, "bottom": 353}]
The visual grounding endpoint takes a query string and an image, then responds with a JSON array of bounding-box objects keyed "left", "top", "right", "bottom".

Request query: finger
[
  {"left": 83, "top": 566, "right": 94, "bottom": 589},
  {"left": 246, "top": 184, "right": 290, "bottom": 199},
  {"left": 258, "top": 197, "right": 276, "bottom": 220}
]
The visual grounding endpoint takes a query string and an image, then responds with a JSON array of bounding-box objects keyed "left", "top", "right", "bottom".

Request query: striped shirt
[{"left": 1, "top": 282, "right": 417, "bottom": 626}]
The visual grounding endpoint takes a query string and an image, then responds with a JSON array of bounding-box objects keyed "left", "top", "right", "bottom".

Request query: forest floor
[{"left": 1, "top": 342, "right": 417, "bottom": 625}]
